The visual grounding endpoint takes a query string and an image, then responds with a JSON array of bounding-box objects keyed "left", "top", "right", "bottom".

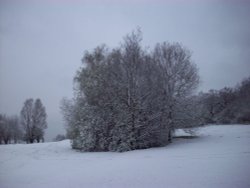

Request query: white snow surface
[{"left": 1, "top": 125, "right": 250, "bottom": 188}]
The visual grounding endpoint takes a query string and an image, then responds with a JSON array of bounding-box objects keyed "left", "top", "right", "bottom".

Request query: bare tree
[
  {"left": 20, "top": 99, "right": 34, "bottom": 143},
  {"left": 199, "top": 76, "right": 250, "bottom": 124},
  {"left": 0, "top": 114, "right": 11, "bottom": 144},
  {"left": 33, "top": 99, "right": 47, "bottom": 142},
  {"left": 152, "top": 42, "right": 200, "bottom": 140},
  {"left": 20, "top": 98, "right": 47, "bottom": 143},
  {"left": 0, "top": 114, "right": 5, "bottom": 144},
  {"left": 9, "top": 116, "right": 22, "bottom": 144},
  {"left": 0, "top": 114, "right": 22, "bottom": 144}
]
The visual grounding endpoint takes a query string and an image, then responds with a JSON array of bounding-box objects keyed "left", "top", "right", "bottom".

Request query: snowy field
[{"left": 0, "top": 125, "right": 250, "bottom": 188}]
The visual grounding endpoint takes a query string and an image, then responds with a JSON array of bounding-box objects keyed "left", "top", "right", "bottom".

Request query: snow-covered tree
[
  {"left": 62, "top": 30, "right": 200, "bottom": 152},
  {"left": 0, "top": 114, "right": 11, "bottom": 144},
  {"left": 9, "top": 116, "right": 22, "bottom": 144},
  {"left": 32, "top": 99, "right": 47, "bottom": 142},
  {"left": 20, "top": 98, "right": 47, "bottom": 143},
  {"left": 20, "top": 99, "right": 34, "bottom": 143},
  {"left": 0, "top": 114, "right": 22, "bottom": 144},
  {"left": 199, "top": 76, "right": 250, "bottom": 124},
  {"left": 53, "top": 134, "right": 66, "bottom": 142}
]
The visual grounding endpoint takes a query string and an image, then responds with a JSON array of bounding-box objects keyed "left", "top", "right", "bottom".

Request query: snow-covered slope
[{"left": 0, "top": 125, "right": 250, "bottom": 188}]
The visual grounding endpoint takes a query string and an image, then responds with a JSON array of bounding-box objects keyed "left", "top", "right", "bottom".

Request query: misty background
[{"left": 0, "top": 0, "right": 250, "bottom": 141}]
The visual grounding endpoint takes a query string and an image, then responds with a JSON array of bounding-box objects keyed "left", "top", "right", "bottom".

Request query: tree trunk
[
  {"left": 4, "top": 139, "right": 8, "bottom": 144},
  {"left": 168, "top": 129, "right": 172, "bottom": 143},
  {"left": 29, "top": 139, "right": 34, "bottom": 143}
]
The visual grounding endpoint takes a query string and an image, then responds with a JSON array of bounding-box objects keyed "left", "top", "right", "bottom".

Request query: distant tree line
[
  {"left": 0, "top": 98, "right": 47, "bottom": 144},
  {"left": 53, "top": 134, "right": 66, "bottom": 142},
  {"left": 198, "top": 77, "right": 250, "bottom": 124},
  {"left": 61, "top": 30, "right": 201, "bottom": 152}
]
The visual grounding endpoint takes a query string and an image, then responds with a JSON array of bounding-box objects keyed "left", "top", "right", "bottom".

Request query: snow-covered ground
[{"left": 0, "top": 125, "right": 250, "bottom": 188}]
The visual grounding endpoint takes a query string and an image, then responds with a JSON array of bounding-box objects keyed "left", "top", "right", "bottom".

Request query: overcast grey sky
[{"left": 1, "top": 0, "right": 250, "bottom": 141}]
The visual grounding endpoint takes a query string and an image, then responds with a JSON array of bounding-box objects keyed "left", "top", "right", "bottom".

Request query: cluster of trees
[
  {"left": 61, "top": 30, "right": 200, "bottom": 152},
  {"left": 0, "top": 98, "right": 47, "bottom": 144},
  {"left": 0, "top": 115, "right": 22, "bottom": 144},
  {"left": 198, "top": 77, "right": 250, "bottom": 124}
]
